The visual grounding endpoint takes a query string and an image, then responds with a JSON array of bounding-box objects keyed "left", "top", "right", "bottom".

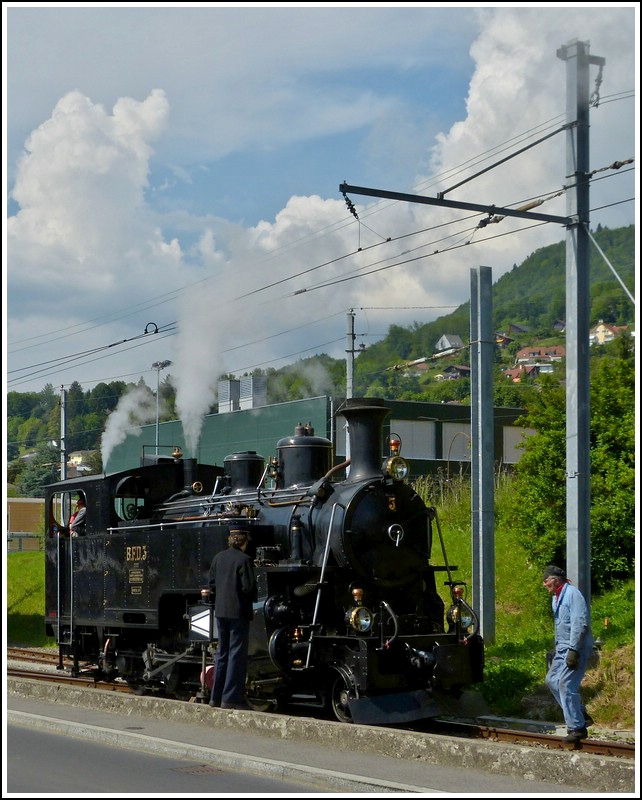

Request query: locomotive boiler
[{"left": 44, "top": 398, "right": 483, "bottom": 724}]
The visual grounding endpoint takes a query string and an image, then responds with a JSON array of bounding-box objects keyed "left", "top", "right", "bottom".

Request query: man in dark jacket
[{"left": 208, "top": 530, "right": 257, "bottom": 710}]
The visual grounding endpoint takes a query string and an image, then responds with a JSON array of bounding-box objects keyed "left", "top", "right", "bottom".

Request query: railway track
[
  {"left": 424, "top": 717, "right": 635, "bottom": 759},
  {"left": 7, "top": 648, "right": 635, "bottom": 760}
]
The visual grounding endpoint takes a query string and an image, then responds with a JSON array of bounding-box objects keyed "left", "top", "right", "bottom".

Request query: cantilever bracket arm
[{"left": 339, "top": 182, "right": 572, "bottom": 226}]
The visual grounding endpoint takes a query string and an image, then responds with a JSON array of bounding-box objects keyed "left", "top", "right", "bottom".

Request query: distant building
[
  {"left": 66, "top": 450, "right": 97, "bottom": 477},
  {"left": 105, "top": 395, "right": 533, "bottom": 478},
  {"left": 515, "top": 345, "right": 565, "bottom": 365},
  {"left": 589, "top": 321, "right": 630, "bottom": 346},
  {"left": 7, "top": 497, "right": 44, "bottom": 550},
  {"left": 441, "top": 365, "right": 471, "bottom": 379},
  {"left": 504, "top": 364, "right": 541, "bottom": 382},
  {"left": 434, "top": 333, "right": 465, "bottom": 356},
  {"left": 495, "top": 333, "right": 514, "bottom": 348},
  {"left": 219, "top": 377, "right": 267, "bottom": 413}
]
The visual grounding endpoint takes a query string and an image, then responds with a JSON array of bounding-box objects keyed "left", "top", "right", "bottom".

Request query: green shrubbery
[{"left": 413, "top": 469, "right": 634, "bottom": 724}]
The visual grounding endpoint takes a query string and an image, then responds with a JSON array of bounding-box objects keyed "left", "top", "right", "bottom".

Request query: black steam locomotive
[{"left": 44, "top": 398, "right": 483, "bottom": 725}]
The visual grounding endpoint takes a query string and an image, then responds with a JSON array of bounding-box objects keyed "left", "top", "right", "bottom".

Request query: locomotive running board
[{"left": 348, "top": 690, "right": 440, "bottom": 725}]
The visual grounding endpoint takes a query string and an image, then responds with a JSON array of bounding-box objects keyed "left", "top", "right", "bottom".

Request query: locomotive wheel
[
  {"left": 329, "top": 672, "right": 355, "bottom": 723},
  {"left": 245, "top": 695, "right": 278, "bottom": 713}
]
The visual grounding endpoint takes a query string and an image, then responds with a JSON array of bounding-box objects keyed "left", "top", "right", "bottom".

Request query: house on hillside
[
  {"left": 439, "top": 364, "right": 471, "bottom": 380},
  {"left": 508, "top": 323, "right": 529, "bottom": 335},
  {"left": 66, "top": 450, "right": 98, "bottom": 477},
  {"left": 515, "top": 344, "right": 565, "bottom": 366},
  {"left": 495, "top": 332, "right": 514, "bottom": 348},
  {"left": 434, "top": 333, "right": 465, "bottom": 356},
  {"left": 504, "top": 364, "right": 540, "bottom": 382},
  {"left": 589, "top": 321, "right": 630, "bottom": 346}
]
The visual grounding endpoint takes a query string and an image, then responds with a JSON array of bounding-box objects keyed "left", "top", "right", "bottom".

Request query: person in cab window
[{"left": 70, "top": 497, "right": 87, "bottom": 536}]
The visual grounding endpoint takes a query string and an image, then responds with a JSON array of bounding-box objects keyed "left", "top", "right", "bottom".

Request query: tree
[
  {"left": 508, "top": 343, "right": 635, "bottom": 591},
  {"left": 85, "top": 449, "right": 104, "bottom": 475},
  {"left": 16, "top": 444, "right": 61, "bottom": 497},
  {"left": 16, "top": 417, "right": 46, "bottom": 451}
]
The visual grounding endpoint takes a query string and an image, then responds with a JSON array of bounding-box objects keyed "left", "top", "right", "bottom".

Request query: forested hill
[{"left": 353, "top": 223, "right": 634, "bottom": 377}]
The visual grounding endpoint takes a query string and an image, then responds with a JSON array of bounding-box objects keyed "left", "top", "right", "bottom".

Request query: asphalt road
[{"left": 6, "top": 723, "right": 330, "bottom": 795}]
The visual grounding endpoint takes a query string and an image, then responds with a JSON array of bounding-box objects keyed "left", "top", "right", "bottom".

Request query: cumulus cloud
[{"left": 7, "top": 88, "right": 178, "bottom": 333}]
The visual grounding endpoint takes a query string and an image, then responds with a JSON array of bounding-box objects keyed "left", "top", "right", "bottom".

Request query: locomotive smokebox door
[{"left": 188, "top": 605, "right": 218, "bottom": 642}]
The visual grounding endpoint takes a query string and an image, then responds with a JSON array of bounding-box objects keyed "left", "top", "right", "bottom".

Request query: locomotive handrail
[
  {"left": 380, "top": 600, "right": 399, "bottom": 647},
  {"left": 305, "top": 501, "right": 345, "bottom": 669},
  {"left": 255, "top": 461, "right": 272, "bottom": 505},
  {"left": 267, "top": 495, "right": 311, "bottom": 508},
  {"left": 106, "top": 517, "right": 244, "bottom": 533},
  {"left": 431, "top": 506, "right": 455, "bottom": 586}
]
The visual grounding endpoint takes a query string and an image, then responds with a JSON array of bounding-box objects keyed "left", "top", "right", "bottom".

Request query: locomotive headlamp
[
  {"left": 446, "top": 603, "right": 474, "bottom": 632},
  {"left": 346, "top": 605, "right": 373, "bottom": 634},
  {"left": 384, "top": 456, "right": 409, "bottom": 481}
]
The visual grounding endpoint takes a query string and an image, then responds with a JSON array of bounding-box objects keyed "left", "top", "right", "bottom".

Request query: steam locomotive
[{"left": 44, "top": 398, "right": 483, "bottom": 725}]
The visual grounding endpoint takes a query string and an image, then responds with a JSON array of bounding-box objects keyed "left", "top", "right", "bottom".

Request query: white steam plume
[{"left": 101, "top": 385, "right": 161, "bottom": 467}]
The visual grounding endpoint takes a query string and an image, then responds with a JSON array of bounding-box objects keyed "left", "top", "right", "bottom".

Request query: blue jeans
[
  {"left": 210, "top": 617, "right": 250, "bottom": 707},
  {"left": 545, "top": 647, "right": 590, "bottom": 730}
]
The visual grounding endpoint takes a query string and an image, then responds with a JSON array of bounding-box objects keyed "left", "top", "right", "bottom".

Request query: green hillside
[{"left": 353, "top": 224, "right": 634, "bottom": 398}]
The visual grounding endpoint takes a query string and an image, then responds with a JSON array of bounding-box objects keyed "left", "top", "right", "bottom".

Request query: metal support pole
[
  {"left": 151, "top": 360, "right": 172, "bottom": 455},
  {"left": 557, "top": 38, "right": 603, "bottom": 603},
  {"left": 346, "top": 310, "right": 355, "bottom": 400},
  {"left": 60, "top": 386, "right": 67, "bottom": 480},
  {"left": 470, "top": 266, "right": 495, "bottom": 643}
]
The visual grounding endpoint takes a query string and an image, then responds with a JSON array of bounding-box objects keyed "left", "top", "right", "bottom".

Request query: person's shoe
[
  {"left": 221, "top": 701, "right": 251, "bottom": 710},
  {"left": 564, "top": 727, "right": 588, "bottom": 743},
  {"left": 208, "top": 700, "right": 221, "bottom": 708},
  {"left": 583, "top": 712, "right": 594, "bottom": 727}
]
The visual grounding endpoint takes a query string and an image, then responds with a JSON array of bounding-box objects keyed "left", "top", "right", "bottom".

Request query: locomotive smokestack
[
  {"left": 337, "top": 398, "right": 390, "bottom": 481},
  {"left": 183, "top": 458, "right": 197, "bottom": 492}
]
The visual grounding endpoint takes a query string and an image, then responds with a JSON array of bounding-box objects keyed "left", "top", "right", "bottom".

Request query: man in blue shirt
[{"left": 543, "top": 565, "right": 595, "bottom": 743}]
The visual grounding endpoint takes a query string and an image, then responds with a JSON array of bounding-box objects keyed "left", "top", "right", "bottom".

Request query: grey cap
[{"left": 543, "top": 564, "right": 566, "bottom": 580}]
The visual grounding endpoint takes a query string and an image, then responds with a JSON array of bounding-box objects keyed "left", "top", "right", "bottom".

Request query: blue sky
[{"left": 4, "top": 3, "right": 638, "bottom": 452}]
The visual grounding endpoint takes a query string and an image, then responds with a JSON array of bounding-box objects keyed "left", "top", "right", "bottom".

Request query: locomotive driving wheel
[
  {"left": 328, "top": 668, "right": 357, "bottom": 723},
  {"left": 245, "top": 695, "right": 277, "bottom": 713}
]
